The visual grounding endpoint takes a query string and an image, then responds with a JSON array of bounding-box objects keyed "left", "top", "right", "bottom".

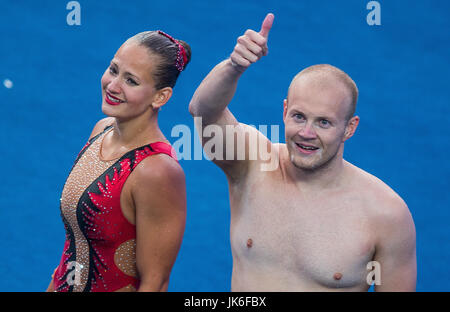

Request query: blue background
[{"left": 0, "top": 0, "right": 449, "bottom": 291}]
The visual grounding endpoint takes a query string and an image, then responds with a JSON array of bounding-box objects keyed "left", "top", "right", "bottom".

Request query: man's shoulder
[
  {"left": 346, "top": 162, "right": 410, "bottom": 222},
  {"left": 224, "top": 125, "right": 283, "bottom": 183},
  {"left": 347, "top": 164, "right": 416, "bottom": 259},
  {"left": 245, "top": 142, "right": 284, "bottom": 176}
]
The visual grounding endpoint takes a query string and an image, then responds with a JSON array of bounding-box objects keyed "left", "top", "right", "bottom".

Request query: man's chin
[
  {"left": 291, "top": 160, "right": 320, "bottom": 171},
  {"left": 289, "top": 153, "right": 320, "bottom": 171},
  {"left": 287, "top": 149, "right": 317, "bottom": 170}
]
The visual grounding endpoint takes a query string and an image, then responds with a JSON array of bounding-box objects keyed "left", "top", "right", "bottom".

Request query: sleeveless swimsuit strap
[
  {"left": 74, "top": 125, "right": 113, "bottom": 165},
  {"left": 146, "top": 141, "right": 178, "bottom": 161}
]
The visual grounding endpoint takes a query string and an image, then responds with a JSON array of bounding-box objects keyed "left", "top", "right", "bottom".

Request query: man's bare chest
[{"left": 229, "top": 179, "right": 376, "bottom": 289}]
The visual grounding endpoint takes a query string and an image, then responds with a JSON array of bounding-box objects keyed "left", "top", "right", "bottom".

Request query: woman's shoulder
[
  {"left": 129, "top": 153, "right": 185, "bottom": 209},
  {"left": 134, "top": 152, "right": 184, "bottom": 185},
  {"left": 88, "top": 117, "right": 115, "bottom": 140}
]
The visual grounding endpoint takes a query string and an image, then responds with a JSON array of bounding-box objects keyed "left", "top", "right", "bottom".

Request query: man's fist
[{"left": 230, "top": 13, "right": 274, "bottom": 71}]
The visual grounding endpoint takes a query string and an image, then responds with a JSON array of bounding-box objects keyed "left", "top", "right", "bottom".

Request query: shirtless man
[{"left": 189, "top": 14, "right": 416, "bottom": 291}]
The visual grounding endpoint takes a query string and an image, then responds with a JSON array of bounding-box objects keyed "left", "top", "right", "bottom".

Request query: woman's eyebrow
[{"left": 110, "top": 61, "right": 140, "bottom": 80}]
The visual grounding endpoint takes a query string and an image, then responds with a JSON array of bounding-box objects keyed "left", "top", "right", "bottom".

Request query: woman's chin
[{"left": 102, "top": 101, "right": 120, "bottom": 116}]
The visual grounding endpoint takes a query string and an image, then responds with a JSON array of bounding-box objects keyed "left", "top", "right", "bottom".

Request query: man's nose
[{"left": 298, "top": 122, "right": 317, "bottom": 139}]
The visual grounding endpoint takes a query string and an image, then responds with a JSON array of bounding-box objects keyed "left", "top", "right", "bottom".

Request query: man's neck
[{"left": 285, "top": 147, "right": 347, "bottom": 192}]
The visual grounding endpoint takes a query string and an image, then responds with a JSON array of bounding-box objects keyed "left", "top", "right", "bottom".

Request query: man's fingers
[
  {"left": 244, "top": 29, "right": 266, "bottom": 47},
  {"left": 230, "top": 52, "right": 251, "bottom": 70},
  {"left": 259, "top": 13, "right": 274, "bottom": 39},
  {"left": 230, "top": 13, "right": 274, "bottom": 72},
  {"left": 234, "top": 43, "right": 259, "bottom": 63},
  {"left": 237, "top": 36, "right": 264, "bottom": 57}
]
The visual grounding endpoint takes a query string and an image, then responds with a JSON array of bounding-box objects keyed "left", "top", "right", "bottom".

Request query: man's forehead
[
  {"left": 287, "top": 74, "right": 351, "bottom": 119},
  {"left": 290, "top": 70, "right": 345, "bottom": 92},
  {"left": 289, "top": 74, "right": 348, "bottom": 100}
]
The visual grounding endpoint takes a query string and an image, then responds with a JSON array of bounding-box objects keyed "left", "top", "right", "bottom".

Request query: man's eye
[
  {"left": 293, "top": 114, "right": 305, "bottom": 121},
  {"left": 109, "top": 66, "right": 117, "bottom": 74},
  {"left": 319, "top": 119, "right": 330, "bottom": 127}
]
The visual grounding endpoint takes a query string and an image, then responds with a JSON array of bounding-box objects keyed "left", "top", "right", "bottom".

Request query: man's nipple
[{"left": 333, "top": 272, "right": 343, "bottom": 281}]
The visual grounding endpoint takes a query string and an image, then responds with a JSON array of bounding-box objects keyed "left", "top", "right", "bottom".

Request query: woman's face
[{"left": 101, "top": 42, "right": 160, "bottom": 120}]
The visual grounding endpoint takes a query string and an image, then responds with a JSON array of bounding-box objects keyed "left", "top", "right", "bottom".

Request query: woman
[{"left": 47, "top": 30, "right": 190, "bottom": 292}]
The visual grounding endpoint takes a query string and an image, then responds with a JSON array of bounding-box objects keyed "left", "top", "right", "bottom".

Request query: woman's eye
[
  {"left": 126, "top": 78, "right": 138, "bottom": 86},
  {"left": 109, "top": 66, "right": 117, "bottom": 75}
]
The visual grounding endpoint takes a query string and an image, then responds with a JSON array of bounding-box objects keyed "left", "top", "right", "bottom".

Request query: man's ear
[
  {"left": 283, "top": 99, "right": 288, "bottom": 122},
  {"left": 343, "top": 116, "right": 360, "bottom": 142},
  {"left": 152, "top": 87, "right": 173, "bottom": 109}
]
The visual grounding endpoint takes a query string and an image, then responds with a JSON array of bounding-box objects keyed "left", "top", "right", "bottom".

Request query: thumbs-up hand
[{"left": 230, "top": 13, "right": 274, "bottom": 72}]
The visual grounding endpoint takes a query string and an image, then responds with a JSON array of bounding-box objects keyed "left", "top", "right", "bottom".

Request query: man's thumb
[{"left": 259, "top": 13, "right": 274, "bottom": 38}]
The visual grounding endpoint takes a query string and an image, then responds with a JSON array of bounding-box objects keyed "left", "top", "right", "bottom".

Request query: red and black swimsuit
[{"left": 53, "top": 125, "right": 177, "bottom": 292}]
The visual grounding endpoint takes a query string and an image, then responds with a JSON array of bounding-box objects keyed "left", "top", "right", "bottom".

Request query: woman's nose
[{"left": 107, "top": 77, "right": 121, "bottom": 94}]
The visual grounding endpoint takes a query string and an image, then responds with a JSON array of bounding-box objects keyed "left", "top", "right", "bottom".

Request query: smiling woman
[
  {"left": 47, "top": 31, "right": 191, "bottom": 292},
  {"left": 101, "top": 31, "right": 191, "bottom": 122}
]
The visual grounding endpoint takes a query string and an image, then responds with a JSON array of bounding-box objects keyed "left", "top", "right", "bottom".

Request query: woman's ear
[{"left": 152, "top": 87, "right": 173, "bottom": 109}]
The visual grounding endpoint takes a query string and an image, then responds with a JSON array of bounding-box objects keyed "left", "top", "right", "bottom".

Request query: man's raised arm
[
  {"left": 189, "top": 13, "right": 273, "bottom": 123},
  {"left": 188, "top": 14, "right": 275, "bottom": 179}
]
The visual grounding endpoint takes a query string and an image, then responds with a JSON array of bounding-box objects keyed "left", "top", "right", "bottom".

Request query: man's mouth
[
  {"left": 296, "top": 143, "right": 319, "bottom": 150},
  {"left": 105, "top": 91, "right": 125, "bottom": 105},
  {"left": 295, "top": 142, "right": 319, "bottom": 154}
]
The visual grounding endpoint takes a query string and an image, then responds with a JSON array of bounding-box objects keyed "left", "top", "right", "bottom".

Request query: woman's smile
[{"left": 105, "top": 91, "right": 125, "bottom": 105}]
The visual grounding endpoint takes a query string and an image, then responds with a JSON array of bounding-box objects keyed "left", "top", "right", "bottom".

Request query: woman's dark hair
[{"left": 128, "top": 31, "right": 191, "bottom": 90}]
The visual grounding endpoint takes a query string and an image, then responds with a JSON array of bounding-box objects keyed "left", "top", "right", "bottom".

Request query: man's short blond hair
[{"left": 288, "top": 64, "right": 358, "bottom": 121}]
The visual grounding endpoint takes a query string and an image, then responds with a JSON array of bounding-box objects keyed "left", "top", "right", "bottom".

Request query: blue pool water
[{"left": 0, "top": 0, "right": 449, "bottom": 291}]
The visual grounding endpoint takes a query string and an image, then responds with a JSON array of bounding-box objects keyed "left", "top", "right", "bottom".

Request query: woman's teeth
[{"left": 107, "top": 93, "right": 124, "bottom": 103}]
